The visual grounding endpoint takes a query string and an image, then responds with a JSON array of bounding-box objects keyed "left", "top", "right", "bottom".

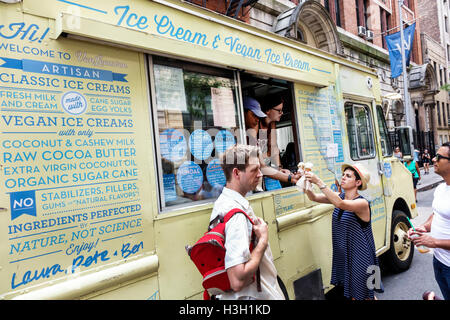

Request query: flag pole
[{"left": 398, "top": 0, "right": 412, "bottom": 129}]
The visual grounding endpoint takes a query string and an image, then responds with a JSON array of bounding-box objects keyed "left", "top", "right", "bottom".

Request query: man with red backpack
[{"left": 209, "top": 144, "right": 285, "bottom": 300}]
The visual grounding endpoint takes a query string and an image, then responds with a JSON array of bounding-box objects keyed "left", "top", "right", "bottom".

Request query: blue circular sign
[
  {"left": 61, "top": 91, "right": 87, "bottom": 115},
  {"left": 177, "top": 161, "right": 203, "bottom": 194},
  {"left": 159, "top": 129, "right": 187, "bottom": 162},
  {"left": 215, "top": 130, "right": 236, "bottom": 154},
  {"left": 206, "top": 159, "right": 226, "bottom": 187},
  {"left": 189, "top": 129, "right": 213, "bottom": 160}
]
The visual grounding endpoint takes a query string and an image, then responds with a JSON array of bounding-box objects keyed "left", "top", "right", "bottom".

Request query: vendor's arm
[{"left": 260, "top": 159, "right": 300, "bottom": 184}]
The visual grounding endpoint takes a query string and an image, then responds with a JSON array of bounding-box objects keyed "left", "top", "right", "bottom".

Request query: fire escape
[
  {"left": 186, "top": 0, "right": 259, "bottom": 19},
  {"left": 225, "top": 0, "right": 259, "bottom": 18}
]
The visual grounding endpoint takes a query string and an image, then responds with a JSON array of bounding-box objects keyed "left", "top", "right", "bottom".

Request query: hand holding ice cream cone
[{"left": 296, "top": 162, "right": 314, "bottom": 192}]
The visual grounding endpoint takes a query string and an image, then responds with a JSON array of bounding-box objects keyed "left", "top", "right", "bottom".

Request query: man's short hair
[
  {"left": 220, "top": 144, "right": 260, "bottom": 182},
  {"left": 443, "top": 141, "right": 450, "bottom": 157}
]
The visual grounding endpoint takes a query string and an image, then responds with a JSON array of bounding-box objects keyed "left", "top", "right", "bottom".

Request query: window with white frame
[{"left": 151, "top": 57, "right": 242, "bottom": 210}]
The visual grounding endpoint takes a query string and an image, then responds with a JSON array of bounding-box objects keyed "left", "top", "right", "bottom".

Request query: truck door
[{"left": 344, "top": 102, "right": 387, "bottom": 250}]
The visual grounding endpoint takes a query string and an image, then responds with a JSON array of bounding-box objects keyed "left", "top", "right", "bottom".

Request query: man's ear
[{"left": 232, "top": 167, "right": 241, "bottom": 180}]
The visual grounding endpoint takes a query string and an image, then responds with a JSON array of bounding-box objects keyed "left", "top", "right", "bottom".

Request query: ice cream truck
[{"left": 0, "top": 0, "right": 417, "bottom": 300}]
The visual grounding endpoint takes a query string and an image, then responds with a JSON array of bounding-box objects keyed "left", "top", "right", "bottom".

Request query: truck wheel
[{"left": 382, "top": 210, "right": 414, "bottom": 273}]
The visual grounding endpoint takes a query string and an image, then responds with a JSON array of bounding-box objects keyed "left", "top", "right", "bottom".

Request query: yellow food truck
[{"left": 0, "top": 0, "right": 417, "bottom": 300}]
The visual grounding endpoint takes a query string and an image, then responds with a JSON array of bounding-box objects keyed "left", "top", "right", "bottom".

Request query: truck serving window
[
  {"left": 151, "top": 57, "right": 242, "bottom": 210},
  {"left": 376, "top": 105, "right": 393, "bottom": 157},
  {"left": 240, "top": 74, "right": 300, "bottom": 191},
  {"left": 345, "top": 103, "right": 375, "bottom": 160}
]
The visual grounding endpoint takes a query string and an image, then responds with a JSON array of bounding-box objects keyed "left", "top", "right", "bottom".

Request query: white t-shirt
[
  {"left": 210, "top": 187, "right": 285, "bottom": 300},
  {"left": 431, "top": 183, "right": 450, "bottom": 267}
]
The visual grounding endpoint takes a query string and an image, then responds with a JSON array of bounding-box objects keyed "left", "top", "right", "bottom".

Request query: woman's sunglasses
[{"left": 435, "top": 153, "right": 450, "bottom": 161}]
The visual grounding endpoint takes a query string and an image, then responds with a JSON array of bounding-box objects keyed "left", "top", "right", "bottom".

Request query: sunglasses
[{"left": 435, "top": 153, "right": 450, "bottom": 161}]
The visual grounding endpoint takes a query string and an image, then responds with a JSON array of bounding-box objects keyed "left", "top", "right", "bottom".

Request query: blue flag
[{"left": 385, "top": 22, "right": 416, "bottom": 78}]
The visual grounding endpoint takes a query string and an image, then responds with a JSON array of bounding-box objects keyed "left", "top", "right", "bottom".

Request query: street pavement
[
  {"left": 377, "top": 166, "right": 445, "bottom": 300},
  {"left": 416, "top": 166, "right": 444, "bottom": 193}
]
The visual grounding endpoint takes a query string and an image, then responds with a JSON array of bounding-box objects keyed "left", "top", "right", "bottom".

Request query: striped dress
[{"left": 330, "top": 193, "right": 383, "bottom": 300}]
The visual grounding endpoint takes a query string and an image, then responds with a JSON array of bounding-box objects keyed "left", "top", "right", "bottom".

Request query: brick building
[
  {"left": 186, "top": 0, "right": 440, "bottom": 149},
  {"left": 417, "top": 0, "right": 450, "bottom": 146}
]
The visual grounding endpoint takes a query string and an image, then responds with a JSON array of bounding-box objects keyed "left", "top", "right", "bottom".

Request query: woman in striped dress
[{"left": 304, "top": 163, "right": 383, "bottom": 300}]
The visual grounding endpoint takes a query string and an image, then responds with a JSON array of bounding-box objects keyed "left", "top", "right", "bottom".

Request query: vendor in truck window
[{"left": 243, "top": 96, "right": 300, "bottom": 190}]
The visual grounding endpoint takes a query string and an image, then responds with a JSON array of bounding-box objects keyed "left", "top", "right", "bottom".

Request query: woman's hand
[{"left": 305, "top": 171, "right": 322, "bottom": 185}]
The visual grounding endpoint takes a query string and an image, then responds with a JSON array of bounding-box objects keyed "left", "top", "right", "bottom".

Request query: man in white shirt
[
  {"left": 408, "top": 142, "right": 450, "bottom": 300},
  {"left": 210, "top": 144, "right": 285, "bottom": 300}
]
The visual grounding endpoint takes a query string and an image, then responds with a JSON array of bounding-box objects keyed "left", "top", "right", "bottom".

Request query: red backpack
[{"left": 186, "top": 208, "right": 261, "bottom": 300}]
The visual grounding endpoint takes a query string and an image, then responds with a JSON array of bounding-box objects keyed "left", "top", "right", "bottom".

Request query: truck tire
[
  {"left": 277, "top": 276, "right": 289, "bottom": 300},
  {"left": 382, "top": 210, "right": 414, "bottom": 273}
]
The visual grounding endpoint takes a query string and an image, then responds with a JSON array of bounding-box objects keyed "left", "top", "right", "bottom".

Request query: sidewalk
[{"left": 417, "top": 165, "right": 444, "bottom": 192}]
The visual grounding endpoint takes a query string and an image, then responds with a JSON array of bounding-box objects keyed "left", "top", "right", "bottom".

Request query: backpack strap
[
  {"left": 208, "top": 209, "right": 255, "bottom": 231},
  {"left": 223, "top": 208, "right": 262, "bottom": 293},
  {"left": 223, "top": 208, "right": 255, "bottom": 225}
]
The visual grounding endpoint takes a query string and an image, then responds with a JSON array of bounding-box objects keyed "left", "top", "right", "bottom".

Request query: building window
[
  {"left": 447, "top": 103, "right": 450, "bottom": 126},
  {"left": 443, "top": 102, "right": 447, "bottom": 127},
  {"left": 437, "top": 101, "right": 442, "bottom": 126},
  {"left": 345, "top": 103, "right": 376, "bottom": 159},
  {"left": 356, "top": 0, "right": 360, "bottom": 27},
  {"left": 325, "top": 0, "right": 341, "bottom": 27},
  {"left": 335, "top": 0, "right": 341, "bottom": 27},
  {"left": 380, "top": 8, "right": 390, "bottom": 49}
]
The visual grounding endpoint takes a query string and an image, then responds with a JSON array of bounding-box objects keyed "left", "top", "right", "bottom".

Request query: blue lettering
[
  {"left": 153, "top": 15, "right": 209, "bottom": 47},
  {"left": 223, "top": 36, "right": 261, "bottom": 60},
  {"left": 71, "top": 250, "right": 110, "bottom": 273},
  {"left": 121, "top": 241, "right": 144, "bottom": 259},
  {"left": 0, "top": 22, "right": 49, "bottom": 42},
  {"left": 114, "top": 5, "right": 130, "bottom": 26},
  {"left": 113, "top": 5, "right": 149, "bottom": 30},
  {"left": 11, "top": 264, "right": 64, "bottom": 289}
]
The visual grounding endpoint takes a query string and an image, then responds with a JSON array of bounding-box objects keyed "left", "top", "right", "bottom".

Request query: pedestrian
[
  {"left": 394, "top": 146, "right": 403, "bottom": 160},
  {"left": 403, "top": 155, "right": 421, "bottom": 202},
  {"left": 414, "top": 148, "right": 421, "bottom": 167},
  {"left": 422, "top": 149, "right": 431, "bottom": 174},
  {"left": 303, "top": 163, "right": 383, "bottom": 300},
  {"left": 209, "top": 144, "right": 285, "bottom": 300},
  {"left": 243, "top": 96, "right": 300, "bottom": 189},
  {"left": 408, "top": 141, "right": 450, "bottom": 300}
]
